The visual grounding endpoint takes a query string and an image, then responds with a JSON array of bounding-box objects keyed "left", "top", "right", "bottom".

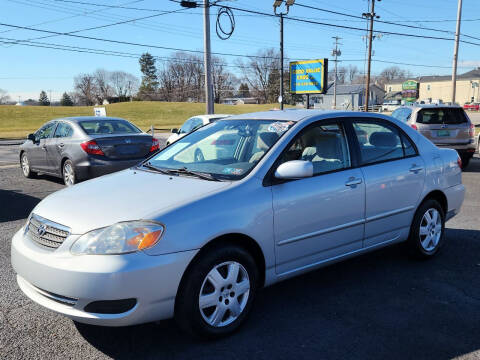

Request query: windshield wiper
[
  {"left": 166, "top": 167, "right": 221, "bottom": 181},
  {"left": 140, "top": 162, "right": 171, "bottom": 175}
]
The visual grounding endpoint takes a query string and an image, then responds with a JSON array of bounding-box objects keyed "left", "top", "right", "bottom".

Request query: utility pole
[
  {"left": 363, "top": 0, "right": 379, "bottom": 112},
  {"left": 332, "top": 36, "right": 342, "bottom": 109},
  {"left": 274, "top": 0, "right": 295, "bottom": 110},
  {"left": 452, "top": 0, "right": 463, "bottom": 104},
  {"left": 203, "top": 0, "right": 214, "bottom": 114}
]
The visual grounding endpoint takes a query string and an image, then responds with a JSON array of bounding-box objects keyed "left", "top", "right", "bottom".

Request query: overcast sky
[{"left": 1, "top": 0, "right": 479, "bottom": 102}]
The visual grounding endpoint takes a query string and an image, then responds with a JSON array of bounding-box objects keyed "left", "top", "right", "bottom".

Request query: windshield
[
  {"left": 79, "top": 119, "right": 141, "bottom": 135},
  {"left": 146, "top": 119, "right": 294, "bottom": 180}
]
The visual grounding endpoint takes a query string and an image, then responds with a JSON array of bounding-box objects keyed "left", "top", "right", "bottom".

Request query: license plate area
[
  {"left": 116, "top": 145, "right": 139, "bottom": 155},
  {"left": 437, "top": 130, "right": 450, "bottom": 137}
]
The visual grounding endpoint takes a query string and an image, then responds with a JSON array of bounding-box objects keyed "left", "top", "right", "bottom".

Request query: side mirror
[
  {"left": 27, "top": 133, "right": 36, "bottom": 142},
  {"left": 171, "top": 128, "right": 179, "bottom": 134},
  {"left": 274, "top": 160, "right": 313, "bottom": 180}
]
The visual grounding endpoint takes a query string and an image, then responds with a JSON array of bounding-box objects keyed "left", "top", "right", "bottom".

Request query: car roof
[
  {"left": 397, "top": 104, "right": 463, "bottom": 110},
  {"left": 56, "top": 116, "right": 128, "bottom": 123}
]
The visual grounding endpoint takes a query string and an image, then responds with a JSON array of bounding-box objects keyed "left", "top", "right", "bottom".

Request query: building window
[
  {"left": 427, "top": 84, "right": 431, "bottom": 91},
  {"left": 388, "top": 86, "right": 392, "bottom": 92}
]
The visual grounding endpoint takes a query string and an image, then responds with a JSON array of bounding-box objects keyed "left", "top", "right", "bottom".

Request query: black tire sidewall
[
  {"left": 175, "top": 245, "right": 259, "bottom": 339},
  {"left": 409, "top": 199, "right": 445, "bottom": 258}
]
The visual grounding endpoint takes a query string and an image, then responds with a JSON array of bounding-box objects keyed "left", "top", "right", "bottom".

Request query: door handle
[
  {"left": 345, "top": 177, "right": 362, "bottom": 187},
  {"left": 409, "top": 165, "right": 424, "bottom": 173},
  {"left": 58, "top": 143, "right": 65, "bottom": 148},
  {"left": 41, "top": 145, "right": 47, "bottom": 150}
]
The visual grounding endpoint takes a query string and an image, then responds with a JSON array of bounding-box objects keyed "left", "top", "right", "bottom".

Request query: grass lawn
[{"left": 0, "top": 101, "right": 292, "bottom": 138}]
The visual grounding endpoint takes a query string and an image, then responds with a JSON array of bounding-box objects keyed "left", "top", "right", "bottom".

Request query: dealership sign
[
  {"left": 402, "top": 80, "right": 419, "bottom": 102},
  {"left": 290, "top": 59, "right": 328, "bottom": 94}
]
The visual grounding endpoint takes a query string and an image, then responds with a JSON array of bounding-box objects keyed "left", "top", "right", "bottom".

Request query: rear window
[
  {"left": 392, "top": 108, "right": 412, "bottom": 123},
  {"left": 79, "top": 119, "right": 141, "bottom": 135},
  {"left": 417, "top": 108, "right": 468, "bottom": 125}
]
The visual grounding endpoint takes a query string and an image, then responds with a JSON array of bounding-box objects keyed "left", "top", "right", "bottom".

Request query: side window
[
  {"left": 54, "top": 123, "right": 73, "bottom": 138},
  {"left": 180, "top": 119, "right": 194, "bottom": 134},
  {"left": 353, "top": 120, "right": 415, "bottom": 165},
  {"left": 279, "top": 122, "right": 351, "bottom": 175},
  {"left": 36, "top": 122, "right": 57, "bottom": 141}
]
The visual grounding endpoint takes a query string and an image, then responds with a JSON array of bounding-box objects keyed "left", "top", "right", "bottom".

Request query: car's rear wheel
[
  {"left": 62, "top": 160, "right": 76, "bottom": 186},
  {"left": 461, "top": 155, "right": 471, "bottom": 170},
  {"left": 20, "top": 152, "right": 36, "bottom": 178},
  {"left": 175, "top": 245, "right": 259, "bottom": 339},
  {"left": 407, "top": 199, "right": 445, "bottom": 259}
]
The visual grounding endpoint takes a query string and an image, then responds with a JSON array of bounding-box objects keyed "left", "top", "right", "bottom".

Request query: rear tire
[
  {"left": 461, "top": 156, "right": 470, "bottom": 170},
  {"left": 175, "top": 245, "right": 259, "bottom": 339},
  {"left": 62, "top": 159, "right": 76, "bottom": 186},
  {"left": 20, "top": 152, "right": 36, "bottom": 178},
  {"left": 407, "top": 199, "right": 445, "bottom": 259}
]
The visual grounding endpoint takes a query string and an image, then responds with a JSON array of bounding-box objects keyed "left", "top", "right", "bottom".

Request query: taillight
[
  {"left": 468, "top": 123, "right": 475, "bottom": 137},
  {"left": 410, "top": 123, "right": 418, "bottom": 131},
  {"left": 80, "top": 140, "right": 104, "bottom": 156},
  {"left": 457, "top": 156, "right": 462, "bottom": 169},
  {"left": 150, "top": 138, "right": 160, "bottom": 152}
]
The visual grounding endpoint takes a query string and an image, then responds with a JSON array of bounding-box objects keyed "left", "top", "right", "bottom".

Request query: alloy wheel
[
  {"left": 419, "top": 208, "right": 442, "bottom": 252},
  {"left": 199, "top": 261, "right": 250, "bottom": 327},
  {"left": 63, "top": 162, "right": 75, "bottom": 186},
  {"left": 21, "top": 154, "right": 30, "bottom": 176}
]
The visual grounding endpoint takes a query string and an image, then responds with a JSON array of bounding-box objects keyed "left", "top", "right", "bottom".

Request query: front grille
[{"left": 27, "top": 214, "right": 70, "bottom": 250}]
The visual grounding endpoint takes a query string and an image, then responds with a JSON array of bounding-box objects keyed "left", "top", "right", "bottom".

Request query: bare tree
[
  {"left": 347, "top": 65, "right": 360, "bottom": 84},
  {"left": 0, "top": 89, "right": 11, "bottom": 104},
  {"left": 110, "top": 71, "right": 139, "bottom": 100},
  {"left": 236, "top": 48, "right": 280, "bottom": 104},
  {"left": 74, "top": 73, "right": 98, "bottom": 105},
  {"left": 212, "top": 56, "right": 237, "bottom": 103},
  {"left": 377, "top": 66, "right": 413, "bottom": 87},
  {"left": 93, "top": 69, "right": 113, "bottom": 104}
]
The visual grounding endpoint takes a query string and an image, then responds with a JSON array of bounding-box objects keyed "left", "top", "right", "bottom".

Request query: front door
[
  {"left": 271, "top": 121, "right": 366, "bottom": 275},
  {"left": 29, "top": 122, "right": 57, "bottom": 171},
  {"left": 351, "top": 119, "right": 425, "bottom": 247}
]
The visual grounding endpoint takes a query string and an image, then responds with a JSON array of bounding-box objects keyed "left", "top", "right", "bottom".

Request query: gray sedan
[
  {"left": 19, "top": 116, "right": 159, "bottom": 186},
  {"left": 11, "top": 110, "right": 465, "bottom": 339}
]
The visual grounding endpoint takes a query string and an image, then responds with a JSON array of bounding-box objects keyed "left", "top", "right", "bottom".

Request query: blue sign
[{"left": 290, "top": 59, "right": 328, "bottom": 94}]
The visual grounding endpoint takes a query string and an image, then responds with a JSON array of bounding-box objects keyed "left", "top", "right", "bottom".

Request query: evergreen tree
[
  {"left": 39, "top": 90, "right": 50, "bottom": 106},
  {"left": 60, "top": 92, "right": 74, "bottom": 106},
  {"left": 138, "top": 52, "right": 158, "bottom": 98},
  {"left": 238, "top": 83, "right": 250, "bottom": 98}
]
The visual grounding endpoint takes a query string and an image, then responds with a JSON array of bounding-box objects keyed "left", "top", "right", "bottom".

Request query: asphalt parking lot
[{"left": 1, "top": 154, "right": 480, "bottom": 359}]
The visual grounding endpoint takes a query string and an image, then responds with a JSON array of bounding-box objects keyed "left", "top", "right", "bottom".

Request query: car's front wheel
[
  {"left": 62, "top": 159, "right": 76, "bottom": 186},
  {"left": 407, "top": 199, "right": 445, "bottom": 258},
  {"left": 20, "top": 152, "right": 36, "bottom": 178},
  {"left": 175, "top": 245, "right": 259, "bottom": 339}
]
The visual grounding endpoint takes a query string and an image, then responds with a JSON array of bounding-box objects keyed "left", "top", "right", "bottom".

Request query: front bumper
[{"left": 11, "top": 228, "right": 198, "bottom": 326}]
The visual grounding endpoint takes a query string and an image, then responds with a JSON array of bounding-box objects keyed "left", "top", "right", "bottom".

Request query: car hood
[{"left": 32, "top": 169, "right": 231, "bottom": 234}]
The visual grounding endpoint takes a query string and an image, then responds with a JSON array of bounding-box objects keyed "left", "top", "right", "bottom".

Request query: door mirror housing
[
  {"left": 27, "top": 133, "right": 36, "bottom": 142},
  {"left": 171, "top": 128, "right": 179, "bottom": 134},
  {"left": 275, "top": 160, "right": 313, "bottom": 180}
]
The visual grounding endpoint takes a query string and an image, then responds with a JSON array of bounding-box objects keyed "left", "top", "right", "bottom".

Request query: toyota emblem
[{"left": 37, "top": 224, "right": 47, "bottom": 236}]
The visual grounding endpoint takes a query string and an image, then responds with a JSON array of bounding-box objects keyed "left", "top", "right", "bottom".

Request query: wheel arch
[
  {"left": 419, "top": 190, "right": 448, "bottom": 216},
  {"left": 60, "top": 156, "right": 70, "bottom": 173}
]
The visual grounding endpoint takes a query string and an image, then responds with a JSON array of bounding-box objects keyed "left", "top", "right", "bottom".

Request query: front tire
[
  {"left": 20, "top": 152, "right": 36, "bottom": 178},
  {"left": 62, "top": 159, "right": 76, "bottom": 186},
  {"left": 407, "top": 199, "right": 445, "bottom": 259},
  {"left": 175, "top": 245, "right": 259, "bottom": 339}
]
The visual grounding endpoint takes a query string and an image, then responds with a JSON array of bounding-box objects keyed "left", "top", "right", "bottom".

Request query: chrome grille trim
[{"left": 26, "top": 214, "right": 70, "bottom": 250}]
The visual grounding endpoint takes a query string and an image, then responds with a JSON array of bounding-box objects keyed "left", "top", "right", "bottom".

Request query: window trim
[
  {"left": 263, "top": 119, "right": 355, "bottom": 187},
  {"left": 35, "top": 121, "right": 58, "bottom": 141},
  {"left": 348, "top": 118, "right": 419, "bottom": 168}
]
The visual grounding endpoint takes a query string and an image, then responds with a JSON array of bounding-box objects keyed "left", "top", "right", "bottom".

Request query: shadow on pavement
[
  {"left": 75, "top": 228, "right": 480, "bottom": 360},
  {"left": 464, "top": 154, "right": 480, "bottom": 173},
  {"left": 0, "top": 189, "right": 41, "bottom": 223}
]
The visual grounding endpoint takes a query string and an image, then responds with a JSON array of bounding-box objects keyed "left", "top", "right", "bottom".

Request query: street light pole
[
  {"left": 332, "top": 36, "right": 342, "bottom": 110},
  {"left": 203, "top": 0, "right": 214, "bottom": 114},
  {"left": 452, "top": 0, "right": 463, "bottom": 104},
  {"left": 364, "top": 0, "right": 379, "bottom": 112}
]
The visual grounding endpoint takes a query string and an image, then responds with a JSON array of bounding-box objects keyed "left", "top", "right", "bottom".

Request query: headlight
[{"left": 71, "top": 221, "right": 164, "bottom": 255}]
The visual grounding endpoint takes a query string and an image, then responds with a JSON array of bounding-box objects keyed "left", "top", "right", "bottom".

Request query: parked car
[
  {"left": 19, "top": 117, "right": 159, "bottom": 186},
  {"left": 391, "top": 104, "right": 476, "bottom": 168},
  {"left": 12, "top": 110, "right": 464, "bottom": 338},
  {"left": 381, "top": 100, "right": 401, "bottom": 112},
  {"left": 166, "top": 114, "right": 231, "bottom": 145},
  {"left": 463, "top": 102, "right": 480, "bottom": 111}
]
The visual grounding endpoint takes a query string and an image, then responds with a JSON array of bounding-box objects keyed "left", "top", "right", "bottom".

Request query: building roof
[
  {"left": 320, "top": 83, "right": 385, "bottom": 95},
  {"left": 387, "top": 67, "right": 480, "bottom": 84}
]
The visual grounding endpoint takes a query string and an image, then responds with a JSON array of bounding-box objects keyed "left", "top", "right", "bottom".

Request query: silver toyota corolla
[{"left": 11, "top": 110, "right": 465, "bottom": 338}]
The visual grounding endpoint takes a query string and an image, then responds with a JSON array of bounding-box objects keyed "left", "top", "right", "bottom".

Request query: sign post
[{"left": 290, "top": 59, "right": 328, "bottom": 108}]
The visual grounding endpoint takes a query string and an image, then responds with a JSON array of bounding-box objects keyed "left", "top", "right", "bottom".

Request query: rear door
[
  {"left": 48, "top": 122, "right": 74, "bottom": 174},
  {"left": 351, "top": 118, "right": 425, "bottom": 247}
]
